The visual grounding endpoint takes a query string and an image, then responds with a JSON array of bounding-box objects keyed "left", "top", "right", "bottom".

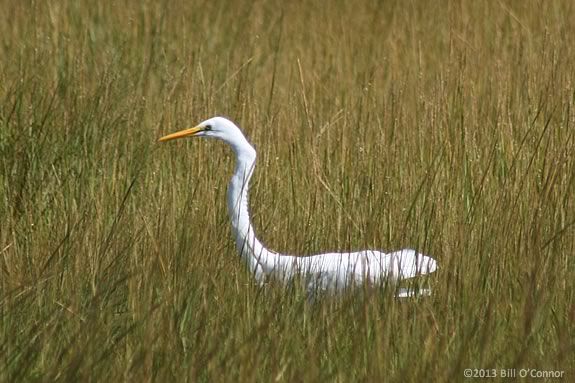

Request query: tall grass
[{"left": 1, "top": 0, "right": 574, "bottom": 381}]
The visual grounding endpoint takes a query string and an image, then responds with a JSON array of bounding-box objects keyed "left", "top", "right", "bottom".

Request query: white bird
[{"left": 159, "top": 117, "right": 437, "bottom": 298}]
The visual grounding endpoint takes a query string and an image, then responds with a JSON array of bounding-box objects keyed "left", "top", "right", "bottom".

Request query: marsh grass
[{"left": 1, "top": 0, "right": 574, "bottom": 381}]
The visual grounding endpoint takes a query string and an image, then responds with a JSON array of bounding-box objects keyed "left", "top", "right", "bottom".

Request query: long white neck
[{"left": 226, "top": 138, "right": 279, "bottom": 282}]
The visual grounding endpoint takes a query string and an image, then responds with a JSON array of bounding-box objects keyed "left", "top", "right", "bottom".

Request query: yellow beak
[{"left": 159, "top": 126, "right": 204, "bottom": 142}]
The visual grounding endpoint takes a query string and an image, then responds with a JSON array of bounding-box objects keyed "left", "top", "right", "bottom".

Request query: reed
[{"left": 1, "top": 1, "right": 573, "bottom": 381}]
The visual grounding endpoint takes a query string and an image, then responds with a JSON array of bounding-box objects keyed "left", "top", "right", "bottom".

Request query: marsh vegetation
[{"left": 1, "top": 1, "right": 574, "bottom": 381}]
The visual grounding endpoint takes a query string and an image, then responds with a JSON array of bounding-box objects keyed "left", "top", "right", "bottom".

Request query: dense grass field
[{"left": 1, "top": 1, "right": 574, "bottom": 381}]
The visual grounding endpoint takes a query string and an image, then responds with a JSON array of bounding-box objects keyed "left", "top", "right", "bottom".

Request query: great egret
[{"left": 160, "top": 117, "right": 437, "bottom": 298}]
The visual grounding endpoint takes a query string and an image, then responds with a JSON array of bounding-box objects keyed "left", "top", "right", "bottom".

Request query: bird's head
[{"left": 159, "top": 116, "right": 246, "bottom": 144}]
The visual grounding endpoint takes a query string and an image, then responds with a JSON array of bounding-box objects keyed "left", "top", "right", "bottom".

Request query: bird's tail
[
  {"left": 395, "top": 287, "right": 432, "bottom": 298},
  {"left": 388, "top": 248, "right": 437, "bottom": 279},
  {"left": 388, "top": 249, "right": 436, "bottom": 298}
]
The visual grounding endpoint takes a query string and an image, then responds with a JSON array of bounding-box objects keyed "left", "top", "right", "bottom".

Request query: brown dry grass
[{"left": 1, "top": 1, "right": 574, "bottom": 381}]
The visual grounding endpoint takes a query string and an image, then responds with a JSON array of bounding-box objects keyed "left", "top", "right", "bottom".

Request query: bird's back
[{"left": 280, "top": 249, "right": 436, "bottom": 293}]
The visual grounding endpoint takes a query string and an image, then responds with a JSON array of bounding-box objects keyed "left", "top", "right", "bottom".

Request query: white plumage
[{"left": 160, "top": 116, "right": 437, "bottom": 297}]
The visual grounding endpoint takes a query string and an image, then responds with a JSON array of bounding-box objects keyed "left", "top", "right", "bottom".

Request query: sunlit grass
[{"left": 1, "top": 0, "right": 574, "bottom": 381}]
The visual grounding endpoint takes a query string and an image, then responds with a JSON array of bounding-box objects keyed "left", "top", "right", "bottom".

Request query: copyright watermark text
[{"left": 463, "top": 368, "right": 565, "bottom": 379}]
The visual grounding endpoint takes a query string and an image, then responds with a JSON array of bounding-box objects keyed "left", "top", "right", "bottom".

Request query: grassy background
[{"left": 1, "top": 0, "right": 574, "bottom": 381}]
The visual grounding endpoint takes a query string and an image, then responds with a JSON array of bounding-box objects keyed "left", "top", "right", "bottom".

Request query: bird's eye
[{"left": 204, "top": 125, "right": 212, "bottom": 131}]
